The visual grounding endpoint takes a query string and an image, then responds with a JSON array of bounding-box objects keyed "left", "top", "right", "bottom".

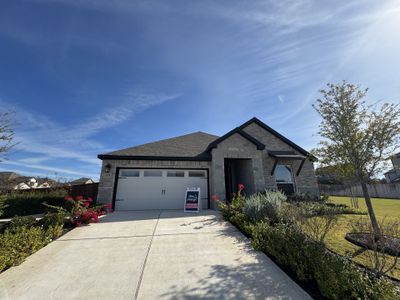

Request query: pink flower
[
  {"left": 238, "top": 183, "right": 245, "bottom": 191},
  {"left": 64, "top": 196, "right": 73, "bottom": 201},
  {"left": 83, "top": 201, "right": 90, "bottom": 208},
  {"left": 87, "top": 197, "right": 93, "bottom": 202}
]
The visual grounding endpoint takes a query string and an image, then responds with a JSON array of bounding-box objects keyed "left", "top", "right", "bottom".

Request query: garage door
[{"left": 114, "top": 169, "right": 209, "bottom": 210}]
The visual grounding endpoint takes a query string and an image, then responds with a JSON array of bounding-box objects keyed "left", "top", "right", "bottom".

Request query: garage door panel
[{"left": 115, "top": 169, "right": 208, "bottom": 211}]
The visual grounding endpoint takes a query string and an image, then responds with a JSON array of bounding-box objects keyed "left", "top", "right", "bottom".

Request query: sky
[{"left": 0, "top": 0, "right": 399, "bottom": 181}]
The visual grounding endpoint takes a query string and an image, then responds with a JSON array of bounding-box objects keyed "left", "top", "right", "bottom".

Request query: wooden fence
[
  {"left": 69, "top": 183, "right": 99, "bottom": 200},
  {"left": 319, "top": 182, "right": 400, "bottom": 199}
]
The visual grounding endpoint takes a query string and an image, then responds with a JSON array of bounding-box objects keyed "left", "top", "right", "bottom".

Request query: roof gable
[
  {"left": 240, "top": 117, "right": 316, "bottom": 161},
  {"left": 206, "top": 128, "right": 265, "bottom": 151}
]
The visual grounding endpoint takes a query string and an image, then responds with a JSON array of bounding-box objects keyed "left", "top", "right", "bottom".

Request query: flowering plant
[{"left": 64, "top": 196, "right": 109, "bottom": 227}]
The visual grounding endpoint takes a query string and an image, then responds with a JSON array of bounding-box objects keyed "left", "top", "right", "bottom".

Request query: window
[
  {"left": 275, "top": 165, "right": 295, "bottom": 195},
  {"left": 167, "top": 171, "right": 185, "bottom": 177},
  {"left": 275, "top": 165, "right": 293, "bottom": 183},
  {"left": 144, "top": 170, "right": 162, "bottom": 177},
  {"left": 188, "top": 171, "right": 205, "bottom": 178},
  {"left": 120, "top": 170, "right": 139, "bottom": 177}
]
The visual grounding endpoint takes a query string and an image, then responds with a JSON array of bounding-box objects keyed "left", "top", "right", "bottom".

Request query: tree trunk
[{"left": 360, "top": 181, "right": 382, "bottom": 239}]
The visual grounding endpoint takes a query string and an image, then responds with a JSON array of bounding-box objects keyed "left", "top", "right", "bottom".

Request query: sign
[{"left": 184, "top": 187, "right": 201, "bottom": 213}]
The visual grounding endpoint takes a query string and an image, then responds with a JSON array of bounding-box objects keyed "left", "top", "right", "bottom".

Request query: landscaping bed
[
  {"left": 0, "top": 196, "right": 111, "bottom": 273},
  {"left": 216, "top": 189, "right": 400, "bottom": 300},
  {"left": 346, "top": 233, "right": 400, "bottom": 257}
]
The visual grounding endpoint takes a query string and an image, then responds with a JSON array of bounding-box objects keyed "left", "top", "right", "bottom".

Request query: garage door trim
[{"left": 112, "top": 167, "right": 210, "bottom": 210}]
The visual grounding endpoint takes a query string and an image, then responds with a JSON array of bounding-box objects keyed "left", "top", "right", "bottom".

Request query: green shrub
[
  {"left": 0, "top": 225, "right": 51, "bottom": 272},
  {"left": 39, "top": 212, "right": 66, "bottom": 239},
  {"left": 224, "top": 196, "right": 400, "bottom": 300},
  {"left": 242, "top": 190, "right": 286, "bottom": 223},
  {"left": 8, "top": 216, "right": 37, "bottom": 231},
  {"left": 0, "top": 189, "right": 67, "bottom": 218},
  {"left": 39, "top": 212, "right": 66, "bottom": 229},
  {"left": 287, "top": 192, "right": 320, "bottom": 202},
  {"left": 289, "top": 201, "right": 365, "bottom": 218}
]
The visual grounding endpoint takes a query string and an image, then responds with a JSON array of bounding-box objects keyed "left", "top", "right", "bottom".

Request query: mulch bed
[{"left": 346, "top": 233, "right": 400, "bottom": 257}]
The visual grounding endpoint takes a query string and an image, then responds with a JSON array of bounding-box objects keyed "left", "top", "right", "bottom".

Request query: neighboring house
[
  {"left": 97, "top": 117, "right": 319, "bottom": 211},
  {"left": 384, "top": 153, "right": 400, "bottom": 183},
  {"left": 11, "top": 177, "right": 56, "bottom": 190},
  {"left": 13, "top": 182, "right": 31, "bottom": 190},
  {"left": 69, "top": 177, "right": 95, "bottom": 186}
]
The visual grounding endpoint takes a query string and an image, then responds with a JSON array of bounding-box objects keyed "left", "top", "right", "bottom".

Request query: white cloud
[{"left": 0, "top": 91, "right": 180, "bottom": 177}]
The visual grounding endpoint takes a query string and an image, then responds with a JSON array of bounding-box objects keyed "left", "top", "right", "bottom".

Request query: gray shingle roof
[{"left": 102, "top": 131, "right": 219, "bottom": 159}]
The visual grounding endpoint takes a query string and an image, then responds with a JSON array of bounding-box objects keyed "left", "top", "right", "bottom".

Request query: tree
[
  {"left": 0, "top": 112, "right": 15, "bottom": 159},
  {"left": 313, "top": 81, "right": 400, "bottom": 239}
]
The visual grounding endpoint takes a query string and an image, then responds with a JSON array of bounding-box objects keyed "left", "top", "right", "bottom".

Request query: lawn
[{"left": 327, "top": 196, "right": 400, "bottom": 280}]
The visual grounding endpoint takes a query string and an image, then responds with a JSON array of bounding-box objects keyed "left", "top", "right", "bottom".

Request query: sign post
[{"left": 184, "top": 187, "right": 201, "bottom": 213}]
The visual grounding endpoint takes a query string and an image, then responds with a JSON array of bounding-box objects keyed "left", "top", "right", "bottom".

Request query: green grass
[{"left": 326, "top": 196, "right": 400, "bottom": 280}]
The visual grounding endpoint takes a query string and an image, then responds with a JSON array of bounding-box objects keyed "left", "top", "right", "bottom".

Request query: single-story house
[{"left": 97, "top": 117, "right": 319, "bottom": 210}]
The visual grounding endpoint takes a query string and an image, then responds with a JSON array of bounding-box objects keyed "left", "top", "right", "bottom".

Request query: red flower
[
  {"left": 76, "top": 196, "right": 83, "bottom": 201},
  {"left": 211, "top": 194, "right": 220, "bottom": 202},
  {"left": 83, "top": 201, "right": 90, "bottom": 208},
  {"left": 87, "top": 197, "right": 93, "bottom": 202},
  {"left": 64, "top": 196, "right": 73, "bottom": 201},
  {"left": 238, "top": 183, "right": 245, "bottom": 191}
]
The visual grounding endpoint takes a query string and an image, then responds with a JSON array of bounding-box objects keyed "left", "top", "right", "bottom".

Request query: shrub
[
  {"left": 288, "top": 201, "right": 365, "bottom": 218},
  {"left": 64, "top": 196, "right": 106, "bottom": 227},
  {"left": 250, "top": 220, "right": 400, "bottom": 299},
  {"left": 242, "top": 190, "right": 286, "bottom": 223},
  {"left": 224, "top": 195, "right": 400, "bottom": 299},
  {"left": 8, "top": 215, "right": 37, "bottom": 231},
  {"left": 0, "top": 189, "right": 67, "bottom": 218},
  {"left": 0, "top": 225, "right": 51, "bottom": 272},
  {"left": 287, "top": 192, "right": 320, "bottom": 203}
]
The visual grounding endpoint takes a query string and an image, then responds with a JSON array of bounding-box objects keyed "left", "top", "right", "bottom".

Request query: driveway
[{"left": 0, "top": 210, "right": 311, "bottom": 300}]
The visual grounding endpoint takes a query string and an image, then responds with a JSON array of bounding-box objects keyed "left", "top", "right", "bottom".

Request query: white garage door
[{"left": 114, "top": 169, "right": 209, "bottom": 210}]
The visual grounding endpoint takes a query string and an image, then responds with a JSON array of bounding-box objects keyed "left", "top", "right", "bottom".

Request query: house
[
  {"left": 69, "top": 177, "right": 95, "bottom": 186},
  {"left": 97, "top": 117, "right": 319, "bottom": 210},
  {"left": 13, "top": 182, "right": 31, "bottom": 190},
  {"left": 11, "top": 176, "right": 56, "bottom": 190},
  {"left": 384, "top": 153, "right": 400, "bottom": 183}
]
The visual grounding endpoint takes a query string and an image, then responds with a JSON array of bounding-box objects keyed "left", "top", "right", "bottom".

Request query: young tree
[
  {"left": 313, "top": 81, "right": 400, "bottom": 239},
  {"left": 0, "top": 112, "right": 15, "bottom": 159}
]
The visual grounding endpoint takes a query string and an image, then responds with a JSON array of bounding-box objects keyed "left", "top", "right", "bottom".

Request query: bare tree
[
  {"left": 313, "top": 82, "right": 400, "bottom": 239},
  {"left": 0, "top": 112, "right": 15, "bottom": 158}
]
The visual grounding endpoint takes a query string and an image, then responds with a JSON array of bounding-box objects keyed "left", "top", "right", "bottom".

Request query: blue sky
[{"left": 0, "top": 0, "right": 399, "bottom": 181}]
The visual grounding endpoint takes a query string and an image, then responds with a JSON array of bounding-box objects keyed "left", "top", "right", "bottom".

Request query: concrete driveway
[{"left": 0, "top": 210, "right": 311, "bottom": 300}]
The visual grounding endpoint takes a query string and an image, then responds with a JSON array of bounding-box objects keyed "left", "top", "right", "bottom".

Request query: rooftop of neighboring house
[{"left": 68, "top": 177, "right": 94, "bottom": 185}]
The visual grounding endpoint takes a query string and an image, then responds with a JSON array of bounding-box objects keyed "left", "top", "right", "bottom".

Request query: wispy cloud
[{"left": 1, "top": 91, "right": 180, "bottom": 177}]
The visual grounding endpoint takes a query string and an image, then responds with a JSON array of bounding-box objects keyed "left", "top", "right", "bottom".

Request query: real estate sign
[{"left": 184, "top": 187, "right": 200, "bottom": 213}]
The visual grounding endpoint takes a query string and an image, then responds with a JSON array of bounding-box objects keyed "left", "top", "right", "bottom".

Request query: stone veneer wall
[
  {"left": 97, "top": 159, "right": 211, "bottom": 205},
  {"left": 242, "top": 122, "right": 319, "bottom": 196},
  {"left": 210, "top": 133, "right": 265, "bottom": 209}
]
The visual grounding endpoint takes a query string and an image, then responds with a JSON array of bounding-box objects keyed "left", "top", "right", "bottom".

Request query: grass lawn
[{"left": 326, "top": 196, "right": 400, "bottom": 280}]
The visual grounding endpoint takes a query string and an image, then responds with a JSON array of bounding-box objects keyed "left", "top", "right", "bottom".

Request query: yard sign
[{"left": 184, "top": 187, "right": 201, "bottom": 213}]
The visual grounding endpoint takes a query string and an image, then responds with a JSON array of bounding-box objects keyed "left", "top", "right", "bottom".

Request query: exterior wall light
[{"left": 104, "top": 163, "right": 111, "bottom": 174}]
